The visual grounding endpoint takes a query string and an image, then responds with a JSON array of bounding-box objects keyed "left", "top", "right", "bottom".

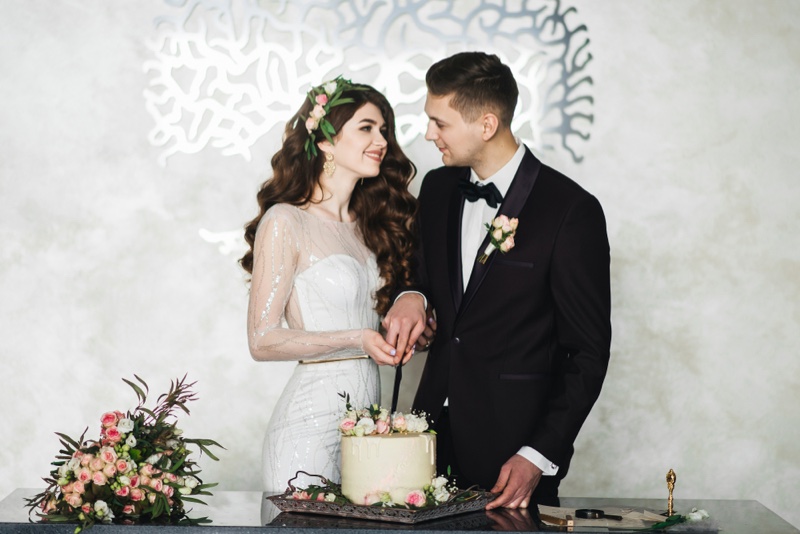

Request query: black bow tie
[{"left": 458, "top": 177, "right": 503, "bottom": 208}]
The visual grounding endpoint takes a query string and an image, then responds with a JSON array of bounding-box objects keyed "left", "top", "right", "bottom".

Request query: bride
[{"left": 240, "top": 77, "right": 418, "bottom": 492}]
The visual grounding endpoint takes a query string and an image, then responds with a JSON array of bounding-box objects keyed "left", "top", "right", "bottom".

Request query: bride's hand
[{"left": 361, "top": 329, "right": 400, "bottom": 366}]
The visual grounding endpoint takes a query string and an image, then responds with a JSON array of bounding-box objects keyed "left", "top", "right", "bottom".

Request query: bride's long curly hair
[{"left": 240, "top": 84, "right": 417, "bottom": 316}]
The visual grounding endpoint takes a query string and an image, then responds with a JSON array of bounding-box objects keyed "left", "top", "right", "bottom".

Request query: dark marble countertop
[{"left": 2, "top": 489, "right": 797, "bottom": 533}]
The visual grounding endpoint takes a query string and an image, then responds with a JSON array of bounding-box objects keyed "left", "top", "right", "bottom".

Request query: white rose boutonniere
[{"left": 478, "top": 215, "right": 518, "bottom": 264}]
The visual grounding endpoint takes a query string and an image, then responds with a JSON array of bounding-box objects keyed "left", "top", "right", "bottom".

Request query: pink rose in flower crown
[
  {"left": 115, "top": 486, "right": 130, "bottom": 498},
  {"left": 129, "top": 475, "right": 140, "bottom": 488},
  {"left": 130, "top": 488, "right": 145, "bottom": 502},
  {"left": 80, "top": 454, "right": 93, "bottom": 467},
  {"left": 149, "top": 478, "right": 164, "bottom": 492},
  {"left": 405, "top": 489, "right": 426, "bottom": 507},
  {"left": 162, "top": 485, "right": 174, "bottom": 498},
  {"left": 72, "top": 481, "right": 86, "bottom": 495},
  {"left": 315, "top": 94, "right": 328, "bottom": 106},
  {"left": 305, "top": 117, "right": 317, "bottom": 133},
  {"left": 116, "top": 459, "right": 129, "bottom": 473},
  {"left": 140, "top": 464, "right": 156, "bottom": 477},
  {"left": 311, "top": 104, "right": 326, "bottom": 120}
]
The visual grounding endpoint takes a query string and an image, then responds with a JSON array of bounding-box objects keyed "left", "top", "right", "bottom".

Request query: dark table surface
[{"left": 1, "top": 489, "right": 797, "bottom": 533}]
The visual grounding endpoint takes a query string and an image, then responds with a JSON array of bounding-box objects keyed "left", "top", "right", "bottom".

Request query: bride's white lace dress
[{"left": 248, "top": 204, "right": 381, "bottom": 493}]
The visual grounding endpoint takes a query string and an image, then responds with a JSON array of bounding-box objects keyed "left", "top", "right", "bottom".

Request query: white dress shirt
[{"left": 458, "top": 142, "right": 559, "bottom": 477}]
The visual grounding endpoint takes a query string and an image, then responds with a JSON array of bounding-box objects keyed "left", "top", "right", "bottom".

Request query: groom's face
[{"left": 424, "top": 93, "right": 483, "bottom": 168}]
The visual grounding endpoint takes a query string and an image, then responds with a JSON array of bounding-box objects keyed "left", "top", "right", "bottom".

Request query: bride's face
[{"left": 324, "top": 103, "right": 388, "bottom": 179}]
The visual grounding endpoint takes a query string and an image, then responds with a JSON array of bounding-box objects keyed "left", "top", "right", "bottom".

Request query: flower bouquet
[{"left": 25, "top": 375, "right": 223, "bottom": 533}]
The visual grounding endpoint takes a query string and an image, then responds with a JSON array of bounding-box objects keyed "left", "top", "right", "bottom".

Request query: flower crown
[{"left": 301, "top": 75, "right": 366, "bottom": 160}]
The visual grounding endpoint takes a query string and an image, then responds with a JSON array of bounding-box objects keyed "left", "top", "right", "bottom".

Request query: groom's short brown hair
[{"left": 426, "top": 51, "right": 518, "bottom": 128}]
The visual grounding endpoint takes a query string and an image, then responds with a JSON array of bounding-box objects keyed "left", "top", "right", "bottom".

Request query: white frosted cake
[{"left": 340, "top": 433, "right": 436, "bottom": 505}]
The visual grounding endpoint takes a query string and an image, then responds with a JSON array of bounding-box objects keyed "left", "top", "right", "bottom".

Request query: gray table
[{"left": 1, "top": 489, "right": 797, "bottom": 533}]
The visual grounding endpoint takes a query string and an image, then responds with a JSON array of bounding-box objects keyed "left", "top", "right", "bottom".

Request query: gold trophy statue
[{"left": 666, "top": 469, "right": 677, "bottom": 516}]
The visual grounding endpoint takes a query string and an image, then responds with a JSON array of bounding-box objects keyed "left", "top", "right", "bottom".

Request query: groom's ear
[{"left": 480, "top": 113, "right": 500, "bottom": 141}]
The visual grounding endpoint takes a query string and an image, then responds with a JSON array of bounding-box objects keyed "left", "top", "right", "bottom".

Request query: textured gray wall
[{"left": 1, "top": 0, "right": 798, "bottom": 528}]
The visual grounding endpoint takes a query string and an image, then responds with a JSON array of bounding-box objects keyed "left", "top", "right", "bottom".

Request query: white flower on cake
[
  {"left": 337, "top": 395, "right": 431, "bottom": 437},
  {"left": 354, "top": 417, "right": 376, "bottom": 436}
]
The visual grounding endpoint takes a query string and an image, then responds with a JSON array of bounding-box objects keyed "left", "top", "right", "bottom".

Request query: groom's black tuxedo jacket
[{"left": 411, "top": 147, "right": 611, "bottom": 491}]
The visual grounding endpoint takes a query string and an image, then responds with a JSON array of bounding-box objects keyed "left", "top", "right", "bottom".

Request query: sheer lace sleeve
[{"left": 247, "top": 206, "right": 367, "bottom": 362}]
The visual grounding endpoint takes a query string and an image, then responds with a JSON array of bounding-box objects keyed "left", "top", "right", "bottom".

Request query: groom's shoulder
[
  {"left": 419, "top": 165, "right": 467, "bottom": 196},
  {"left": 537, "top": 161, "right": 600, "bottom": 205}
]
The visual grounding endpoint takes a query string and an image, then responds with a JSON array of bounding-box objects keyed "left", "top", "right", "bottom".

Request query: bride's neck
[{"left": 306, "top": 178, "right": 357, "bottom": 222}]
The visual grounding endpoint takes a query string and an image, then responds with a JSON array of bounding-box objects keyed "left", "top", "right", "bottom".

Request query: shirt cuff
[
  {"left": 395, "top": 290, "right": 428, "bottom": 311},
  {"left": 516, "top": 446, "right": 559, "bottom": 476}
]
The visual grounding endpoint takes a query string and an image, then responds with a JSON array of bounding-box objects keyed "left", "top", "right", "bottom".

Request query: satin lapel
[
  {"left": 447, "top": 170, "right": 468, "bottom": 313},
  {"left": 458, "top": 149, "right": 542, "bottom": 318}
]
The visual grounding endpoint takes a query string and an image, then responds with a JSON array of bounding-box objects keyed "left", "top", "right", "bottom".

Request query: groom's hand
[
  {"left": 486, "top": 454, "right": 542, "bottom": 510},
  {"left": 414, "top": 309, "right": 437, "bottom": 352},
  {"left": 383, "top": 293, "right": 426, "bottom": 364}
]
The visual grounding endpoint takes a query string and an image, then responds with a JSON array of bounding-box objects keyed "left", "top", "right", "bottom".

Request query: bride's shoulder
[
  {"left": 257, "top": 204, "right": 304, "bottom": 235},
  {"left": 262, "top": 203, "right": 305, "bottom": 224}
]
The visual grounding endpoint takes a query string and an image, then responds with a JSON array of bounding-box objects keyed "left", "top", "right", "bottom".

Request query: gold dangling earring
[{"left": 323, "top": 153, "right": 336, "bottom": 177}]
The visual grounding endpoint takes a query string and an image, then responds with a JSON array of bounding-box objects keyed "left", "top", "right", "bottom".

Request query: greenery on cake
[
  {"left": 337, "top": 392, "right": 434, "bottom": 436},
  {"left": 289, "top": 473, "right": 472, "bottom": 509},
  {"left": 25, "top": 376, "right": 223, "bottom": 533}
]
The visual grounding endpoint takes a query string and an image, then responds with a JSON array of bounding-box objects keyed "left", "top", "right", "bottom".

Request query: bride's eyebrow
[{"left": 358, "top": 118, "right": 386, "bottom": 127}]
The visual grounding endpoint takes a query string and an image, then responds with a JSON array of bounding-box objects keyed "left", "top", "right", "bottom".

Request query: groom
[{"left": 385, "top": 52, "right": 611, "bottom": 509}]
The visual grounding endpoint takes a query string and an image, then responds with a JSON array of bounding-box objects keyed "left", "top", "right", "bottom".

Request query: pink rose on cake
[
  {"left": 337, "top": 392, "right": 433, "bottom": 436},
  {"left": 390, "top": 413, "right": 406, "bottom": 432},
  {"left": 405, "top": 490, "right": 426, "bottom": 507},
  {"left": 339, "top": 417, "right": 356, "bottom": 433}
]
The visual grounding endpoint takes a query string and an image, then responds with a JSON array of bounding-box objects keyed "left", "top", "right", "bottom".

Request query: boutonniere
[{"left": 478, "top": 215, "right": 518, "bottom": 264}]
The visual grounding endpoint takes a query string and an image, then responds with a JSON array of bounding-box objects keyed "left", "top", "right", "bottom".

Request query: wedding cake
[
  {"left": 338, "top": 403, "right": 438, "bottom": 505},
  {"left": 340, "top": 432, "right": 436, "bottom": 505}
]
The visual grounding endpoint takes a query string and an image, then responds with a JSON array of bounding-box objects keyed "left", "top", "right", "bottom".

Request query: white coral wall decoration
[{"left": 144, "top": 0, "right": 593, "bottom": 166}]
